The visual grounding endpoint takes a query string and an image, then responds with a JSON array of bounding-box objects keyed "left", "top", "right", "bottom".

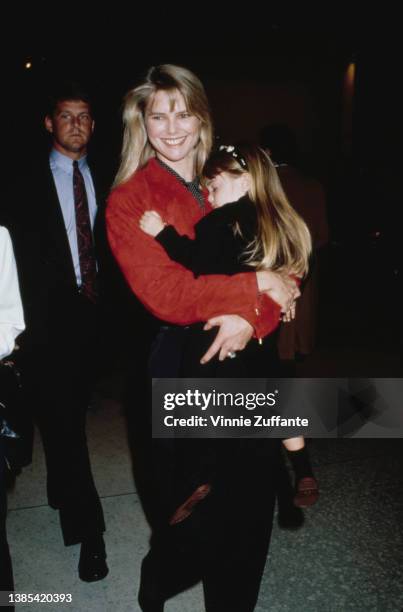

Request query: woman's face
[
  {"left": 145, "top": 89, "right": 201, "bottom": 170},
  {"left": 207, "top": 172, "right": 249, "bottom": 208}
]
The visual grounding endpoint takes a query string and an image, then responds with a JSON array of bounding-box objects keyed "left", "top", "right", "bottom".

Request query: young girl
[{"left": 139, "top": 143, "right": 319, "bottom": 508}]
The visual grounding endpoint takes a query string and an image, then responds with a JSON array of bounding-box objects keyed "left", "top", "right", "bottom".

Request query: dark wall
[
  {"left": 7, "top": 36, "right": 351, "bottom": 178},
  {"left": 8, "top": 24, "right": 397, "bottom": 242}
]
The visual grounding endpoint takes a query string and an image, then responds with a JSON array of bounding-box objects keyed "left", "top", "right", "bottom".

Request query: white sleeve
[{"left": 0, "top": 227, "right": 25, "bottom": 359}]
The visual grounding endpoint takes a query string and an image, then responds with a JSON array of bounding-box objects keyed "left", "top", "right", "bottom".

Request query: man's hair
[{"left": 46, "top": 81, "right": 93, "bottom": 117}]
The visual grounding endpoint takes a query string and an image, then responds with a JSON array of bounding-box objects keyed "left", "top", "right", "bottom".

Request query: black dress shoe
[{"left": 78, "top": 536, "right": 109, "bottom": 582}]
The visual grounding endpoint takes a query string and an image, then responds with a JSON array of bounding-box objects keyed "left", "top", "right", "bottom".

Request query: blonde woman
[
  {"left": 140, "top": 143, "right": 318, "bottom": 508},
  {"left": 107, "top": 65, "right": 300, "bottom": 612}
]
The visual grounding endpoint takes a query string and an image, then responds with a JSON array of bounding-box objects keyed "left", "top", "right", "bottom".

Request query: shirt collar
[
  {"left": 155, "top": 157, "right": 198, "bottom": 187},
  {"left": 155, "top": 157, "right": 205, "bottom": 211},
  {"left": 50, "top": 148, "right": 88, "bottom": 174}
]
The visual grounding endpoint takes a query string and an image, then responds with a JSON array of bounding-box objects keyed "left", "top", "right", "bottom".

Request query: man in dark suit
[{"left": 7, "top": 83, "right": 109, "bottom": 582}]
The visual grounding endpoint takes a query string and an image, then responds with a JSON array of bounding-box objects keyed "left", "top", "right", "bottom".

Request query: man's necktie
[{"left": 73, "top": 160, "right": 98, "bottom": 302}]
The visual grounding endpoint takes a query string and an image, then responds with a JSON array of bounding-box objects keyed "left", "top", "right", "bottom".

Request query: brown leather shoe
[
  {"left": 293, "top": 477, "right": 319, "bottom": 508},
  {"left": 169, "top": 484, "right": 211, "bottom": 525}
]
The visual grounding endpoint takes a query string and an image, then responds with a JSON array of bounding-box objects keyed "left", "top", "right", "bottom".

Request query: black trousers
[
  {"left": 142, "top": 441, "right": 278, "bottom": 611},
  {"left": 0, "top": 437, "right": 14, "bottom": 602},
  {"left": 149, "top": 322, "right": 279, "bottom": 378},
  {"left": 141, "top": 324, "right": 280, "bottom": 610},
  {"left": 21, "top": 295, "right": 105, "bottom": 546},
  {"left": 35, "top": 393, "right": 105, "bottom": 546}
]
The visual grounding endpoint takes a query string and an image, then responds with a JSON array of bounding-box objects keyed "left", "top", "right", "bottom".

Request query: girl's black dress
[{"left": 155, "top": 195, "right": 280, "bottom": 377}]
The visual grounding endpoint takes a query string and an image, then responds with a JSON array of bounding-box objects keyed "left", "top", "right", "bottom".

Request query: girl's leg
[
  {"left": 283, "top": 436, "right": 305, "bottom": 451},
  {"left": 282, "top": 437, "right": 319, "bottom": 507}
]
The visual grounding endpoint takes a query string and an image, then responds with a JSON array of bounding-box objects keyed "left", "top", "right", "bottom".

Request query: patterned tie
[{"left": 73, "top": 160, "right": 98, "bottom": 302}]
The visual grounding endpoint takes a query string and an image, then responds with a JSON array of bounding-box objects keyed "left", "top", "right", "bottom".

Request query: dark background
[
  {"left": 5, "top": 20, "right": 398, "bottom": 237},
  {"left": 3, "top": 17, "right": 401, "bottom": 370}
]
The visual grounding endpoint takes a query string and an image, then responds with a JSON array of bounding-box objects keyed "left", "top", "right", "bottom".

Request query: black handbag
[{"left": 0, "top": 356, "right": 26, "bottom": 475}]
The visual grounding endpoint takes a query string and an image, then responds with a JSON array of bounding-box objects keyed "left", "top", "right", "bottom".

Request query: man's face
[{"left": 45, "top": 100, "right": 94, "bottom": 159}]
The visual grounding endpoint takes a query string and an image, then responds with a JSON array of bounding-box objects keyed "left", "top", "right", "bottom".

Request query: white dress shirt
[
  {"left": 49, "top": 149, "right": 97, "bottom": 286},
  {"left": 0, "top": 227, "right": 25, "bottom": 359}
]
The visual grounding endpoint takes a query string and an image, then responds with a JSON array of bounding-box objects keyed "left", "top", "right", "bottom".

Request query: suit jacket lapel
[{"left": 43, "top": 164, "right": 77, "bottom": 288}]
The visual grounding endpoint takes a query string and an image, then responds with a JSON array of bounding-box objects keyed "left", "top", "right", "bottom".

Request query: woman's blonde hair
[
  {"left": 203, "top": 144, "right": 312, "bottom": 276},
  {"left": 113, "top": 64, "right": 214, "bottom": 187}
]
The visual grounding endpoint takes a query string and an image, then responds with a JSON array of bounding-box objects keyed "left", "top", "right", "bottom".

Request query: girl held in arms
[{"left": 140, "top": 143, "right": 319, "bottom": 510}]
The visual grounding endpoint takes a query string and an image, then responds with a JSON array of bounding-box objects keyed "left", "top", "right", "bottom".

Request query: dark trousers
[
  {"left": 0, "top": 437, "right": 14, "bottom": 598},
  {"left": 142, "top": 441, "right": 277, "bottom": 611},
  {"left": 148, "top": 323, "right": 281, "bottom": 519},
  {"left": 35, "top": 393, "right": 105, "bottom": 545},
  {"left": 181, "top": 322, "right": 281, "bottom": 378},
  {"left": 22, "top": 296, "right": 105, "bottom": 545},
  {"left": 141, "top": 325, "right": 280, "bottom": 610}
]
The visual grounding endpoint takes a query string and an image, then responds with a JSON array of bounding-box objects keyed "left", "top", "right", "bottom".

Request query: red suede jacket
[{"left": 106, "top": 158, "right": 281, "bottom": 339}]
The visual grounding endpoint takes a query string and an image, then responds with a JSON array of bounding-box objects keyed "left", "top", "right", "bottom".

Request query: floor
[
  {"left": 6, "top": 257, "right": 403, "bottom": 611},
  {"left": 6, "top": 356, "right": 403, "bottom": 611}
]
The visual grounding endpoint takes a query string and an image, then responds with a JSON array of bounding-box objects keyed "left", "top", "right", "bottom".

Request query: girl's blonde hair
[
  {"left": 113, "top": 64, "right": 214, "bottom": 187},
  {"left": 203, "top": 144, "right": 312, "bottom": 276}
]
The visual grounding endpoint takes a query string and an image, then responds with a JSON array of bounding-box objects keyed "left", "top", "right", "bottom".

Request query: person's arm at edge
[{"left": 0, "top": 227, "right": 25, "bottom": 359}]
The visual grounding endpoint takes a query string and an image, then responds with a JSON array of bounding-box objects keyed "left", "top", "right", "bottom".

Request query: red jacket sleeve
[{"left": 106, "top": 167, "right": 281, "bottom": 338}]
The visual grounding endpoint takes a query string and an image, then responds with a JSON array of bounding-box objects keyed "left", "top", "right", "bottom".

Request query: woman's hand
[
  {"left": 200, "top": 315, "right": 254, "bottom": 363},
  {"left": 281, "top": 301, "right": 296, "bottom": 322},
  {"left": 139, "top": 210, "right": 165, "bottom": 237},
  {"left": 256, "top": 270, "right": 300, "bottom": 315}
]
